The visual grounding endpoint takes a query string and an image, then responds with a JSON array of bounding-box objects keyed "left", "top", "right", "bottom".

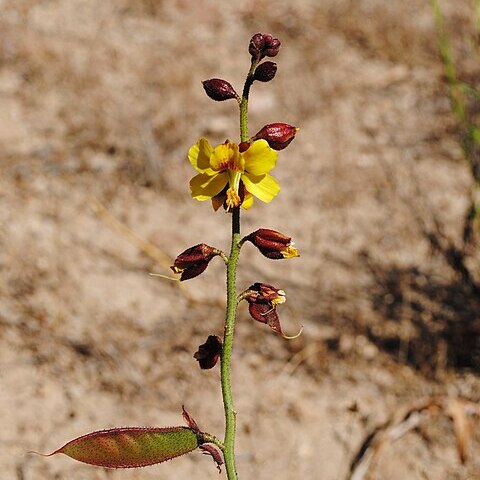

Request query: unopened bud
[
  {"left": 171, "top": 244, "right": 220, "bottom": 281},
  {"left": 252, "top": 123, "right": 299, "bottom": 150},
  {"left": 249, "top": 33, "right": 265, "bottom": 59},
  {"left": 202, "top": 78, "right": 238, "bottom": 102},
  {"left": 254, "top": 61, "right": 277, "bottom": 82},
  {"left": 263, "top": 34, "right": 281, "bottom": 57},
  {"left": 248, "top": 33, "right": 281, "bottom": 60},
  {"left": 244, "top": 228, "right": 299, "bottom": 259}
]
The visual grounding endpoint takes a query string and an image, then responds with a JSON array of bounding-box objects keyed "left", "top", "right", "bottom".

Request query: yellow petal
[
  {"left": 210, "top": 142, "right": 243, "bottom": 172},
  {"left": 241, "top": 192, "right": 254, "bottom": 210},
  {"left": 242, "top": 139, "right": 278, "bottom": 176},
  {"left": 188, "top": 138, "right": 214, "bottom": 174},
  {"left": 190, "top": 172, "right": 228, "bottom": 200},
  {"left": 242, "top": 173, "right": 280, "bottom": 203}
]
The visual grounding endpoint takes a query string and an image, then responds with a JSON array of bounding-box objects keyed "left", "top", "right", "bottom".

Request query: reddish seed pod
[
  {"left": 254, "top": 61, "right": 277, "bottom": 82},
  {"left": 43, "top": 426, "right": 200, "bottom": 468},
  {"left": 253, "top": 123, "right": 299, "bottom": 151},
  {"left": 202, "top": 78, "right": 238, "bottom": 101}
]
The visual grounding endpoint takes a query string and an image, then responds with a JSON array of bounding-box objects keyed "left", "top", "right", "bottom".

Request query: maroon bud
[
  {"left": 249, "top": 33, "right": 281, "bottom": 60},
  {"left": 252, "top": 123, "right": 299, "bottom": 150},
  {"left": 249, "top": 33, "right": 266, "bottom": 58},
  {"left": 244, "top": 228, "right": 299, "bottom": 259},
  {"left": 254, "top": 61, "right": 277, "bottom": 82},
  {"left": 262, "top": 34, "right": 281, "bottom": 57},
  {"left": 194, "top": 335, "right": 222, "bottom": 369},
  {"left": 171, "top": 244, "right": 220, "bottom": 281},
  {"left": 202, "top": 78, "right": 238, "bottom": 102}
]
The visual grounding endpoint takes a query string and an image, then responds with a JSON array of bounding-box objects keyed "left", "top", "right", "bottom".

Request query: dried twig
[
  {"left": 348, "top": 396, "right": 480, "bottom": 480},
  {"left": 89, "top": 197, "right": 224, "bottom": 307}
]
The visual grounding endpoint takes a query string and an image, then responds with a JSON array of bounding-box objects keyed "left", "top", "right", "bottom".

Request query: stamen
[{"left": 225, "top": 188, "right": 241, "bottom": 210}]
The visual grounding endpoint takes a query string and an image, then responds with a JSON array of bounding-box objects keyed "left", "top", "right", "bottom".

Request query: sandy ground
[{"left": 1, "top": 0, "right": 480, "bottom": 479}]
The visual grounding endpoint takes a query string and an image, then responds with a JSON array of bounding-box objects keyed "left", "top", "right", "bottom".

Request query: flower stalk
[{"left": 221, "top": 206, "right": 241, "bottom": 479}]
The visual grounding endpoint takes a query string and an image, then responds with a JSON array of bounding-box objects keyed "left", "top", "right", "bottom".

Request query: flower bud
[
  {"left": 252, "top": 123, "right": 299, "bottom": 150},
  {"left": 248, "top": 33, "right": 281, "bottom": 60},
  {"left": 249, "top": 33, "right": 265, "bottom": 58},
  {"left": 263, "top": 34, "right": 281, "bottom": 57},
  {"left": 202, "top": 78, "right": 238, "bottom": 102},
  {"left": 244, "top": 228, "right": 299, "bottom": 259},
  {"left": 194, "top": 335, "right": 222, "bottom": 369},
  {"left": 171, "top": 244, "right": 219, "bottom": 281},
  {"left": 254, "top": 61, "right": 277, "bottom": 82}
]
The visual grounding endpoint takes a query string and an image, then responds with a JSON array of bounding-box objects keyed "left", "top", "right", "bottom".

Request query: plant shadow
[{"left": 361, "top": 253, "right": 480, "bottom": 375}]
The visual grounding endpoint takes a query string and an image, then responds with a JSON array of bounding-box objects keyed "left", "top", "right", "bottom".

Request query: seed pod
[
  {"left": 252, "top": 123, "right": 299, "bottom": 151},
  {"left": 254, "top": 61, "right": 277, "bottom": 82},
  {"left": 202, "top": 78, "right": 238, "bottom": 101},
  {"left": 45, "top": 427, "right": 200, "bottom": 468}
]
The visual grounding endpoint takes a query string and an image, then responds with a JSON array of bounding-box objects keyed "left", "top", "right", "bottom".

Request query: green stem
[
  {"left": 221, "top": 57, "right": 257, "bottom": 480},
  {"left": 240, "top": 60, "right": 258, "bottom": 143},
  {"left": 221, "top": 207, "right": 241, "bottom": 480}
]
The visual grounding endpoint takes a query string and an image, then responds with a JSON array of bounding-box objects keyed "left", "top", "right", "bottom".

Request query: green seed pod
[{"left": 46, "top": 426, "right": 200, "bottom": 468}]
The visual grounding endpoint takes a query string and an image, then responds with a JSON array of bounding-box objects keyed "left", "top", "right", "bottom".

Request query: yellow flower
[{"left": 188, "top": 138, "right": 280, "bottom": 210}]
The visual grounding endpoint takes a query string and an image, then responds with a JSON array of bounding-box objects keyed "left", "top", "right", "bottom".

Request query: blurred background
[{"left": 1, "top": 0, "right": 479, "bottom": 478}]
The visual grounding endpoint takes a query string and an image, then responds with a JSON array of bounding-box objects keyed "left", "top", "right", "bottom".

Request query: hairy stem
[
  {"left": 221, "top": 207, "right": 240, "bottom": 479},
  {"left": 221, "top": 58, "right": 257, "bottom": 480},
  {"left": 240, "top": 60, "right": 258, "bottom": 143}
]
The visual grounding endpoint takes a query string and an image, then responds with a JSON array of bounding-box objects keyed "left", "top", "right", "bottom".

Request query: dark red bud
[
  {"left": 264, "top": 37, "right": 281, "bottom": 57},
  {"left": 171, "top": 244, "right": 219, "bottom": 281},
  {"left": 254, "top": 61, "right": 277, "bottom": 82},
  {"left": 249, "top": 33, "right": 281, "bottom": 60},
  {"left": 253, "top": 123, "right": 299, "bottom": 151},
  {"left": 249, "top": 33, "right": 266, "bottom": 58},
  {"left": 194, "top": 335, "right": 223, "bottom": 369},
  {"left": 202, "top": 79, "right": 238, "bottom": 102},
  {"left": 244, "top": 228, "right": 299, "bottom": 259}
]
